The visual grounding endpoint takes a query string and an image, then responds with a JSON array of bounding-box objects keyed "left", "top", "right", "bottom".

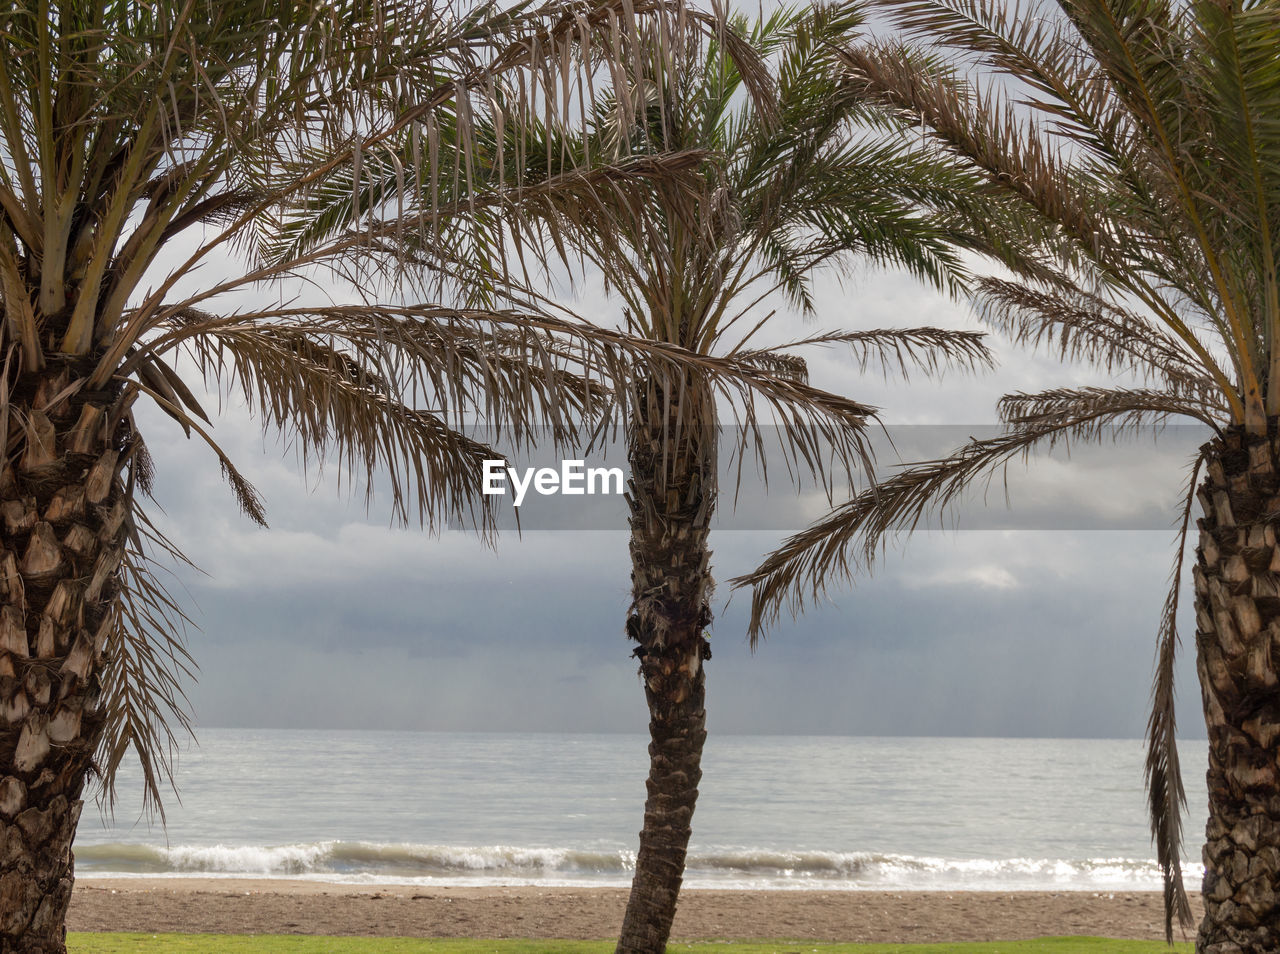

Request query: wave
[
  {"left": 76, "top": 842, "right": 634, "bottom": 877},
  {"left": 74, "top": 841, "right": 1197, "bottom": 889}
]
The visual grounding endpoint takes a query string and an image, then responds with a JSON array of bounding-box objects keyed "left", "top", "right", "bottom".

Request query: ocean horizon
[{"left": 75, "top": 729, "right": 1210, "bottom": 892}]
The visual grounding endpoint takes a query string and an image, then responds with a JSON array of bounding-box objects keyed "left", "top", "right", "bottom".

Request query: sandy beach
[{"left": 69, "top": 880, "right": 1204, "bottom": 941}]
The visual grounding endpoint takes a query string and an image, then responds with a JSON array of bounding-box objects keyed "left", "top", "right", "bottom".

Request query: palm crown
[{"left": 566, "top": 3, "right": 997, "bottom": 364}]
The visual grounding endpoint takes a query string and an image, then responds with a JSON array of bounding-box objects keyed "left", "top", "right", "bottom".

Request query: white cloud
[{"left": 912, "top": 563, "right": 1020, "bottom": 590}]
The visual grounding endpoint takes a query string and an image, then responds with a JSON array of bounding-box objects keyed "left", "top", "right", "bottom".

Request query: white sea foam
[{"left": 75, "top": 841, "right": 1199, "bottom": 891}]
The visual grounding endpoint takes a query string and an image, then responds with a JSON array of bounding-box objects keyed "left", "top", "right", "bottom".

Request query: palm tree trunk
[
  {"left": 1193, "top": 426, "right": 1280, "bottom": 954},
  {"left": 1, "top": 362, "right": 125, "bottom": 953},
  {"left": 616, "top": 376, "right": 716, "bottom": 954}
]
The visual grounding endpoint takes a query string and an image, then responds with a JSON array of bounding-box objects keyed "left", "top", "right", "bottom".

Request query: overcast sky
[{"left": 129, "top": 247, "right": 1211, "bottom": 747}]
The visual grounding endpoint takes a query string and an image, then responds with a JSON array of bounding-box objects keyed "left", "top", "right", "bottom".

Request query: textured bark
[
  {"left": 1193, "top": 425, "right": 1280, "bottom": 954},
  {"left": 616, "top": 377, "right": 715, "bottom": 954},
  {"left": 0, "top": 360, "right": 125, "bottom": 954}
]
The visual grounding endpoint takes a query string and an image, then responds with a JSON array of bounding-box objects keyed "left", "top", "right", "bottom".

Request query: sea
[{"left": 74, "top": 730, "right": 1209, "bottom": 892}]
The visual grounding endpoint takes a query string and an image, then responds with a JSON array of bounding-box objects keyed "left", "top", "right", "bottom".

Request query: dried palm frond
[
  {"left": 972, "top": 278, "right": 1221, "bottom": 405},
  {"left": 95, "top": 508, "right": 198, "bottom": 822},
  {"left": 1145, "top": 453, "right": 1203, "bottom": 940},
  {"left": 733, "top": 350, "right": 811, "bottom": 384},
  {"left": 745, "top": 327, "right": 993, "bottom": 378},
  {"left": 997, "top": 386, "right": 1220, "bottom": 438},
  {"left": 733, "top": 388, "right": 1213, "bottom": 643},
  {"left": 134, "top": 302, "right": 887, "bottom": 505}
]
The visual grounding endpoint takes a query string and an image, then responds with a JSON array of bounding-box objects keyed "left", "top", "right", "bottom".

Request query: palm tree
[
  {"left": 734, "top": 0, "right": 1280, "bottom": 950},
  {"left": 0, "top": 0, "right": 807, "bottom": 949},
  {"left": 538, "top": 6, "right": 1000, "bottom": 949}
]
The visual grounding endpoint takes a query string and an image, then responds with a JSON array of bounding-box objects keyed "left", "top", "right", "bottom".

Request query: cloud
[{"left": 914, "top": 563, "right": 1020, "bottom": 590}]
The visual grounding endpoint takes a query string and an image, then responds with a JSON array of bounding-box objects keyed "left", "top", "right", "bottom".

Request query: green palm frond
[
  {"left": 840, "top": 0, "right": 1280, "bottom": 426},
  {"left": 838, "top": 42, "right": 1117, "bottom": 264},
  {"left": 0, "top": 0, "right": 755, "bottom": 375}
]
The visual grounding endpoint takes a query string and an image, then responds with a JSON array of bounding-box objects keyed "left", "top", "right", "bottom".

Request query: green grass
[{"left": 68, "top": 936, "right": 1194, "bottom": 954}]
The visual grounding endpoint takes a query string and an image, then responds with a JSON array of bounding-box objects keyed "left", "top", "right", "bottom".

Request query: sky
[{"left": 132, "top": 253, "right": 1212, "bottom": 747}]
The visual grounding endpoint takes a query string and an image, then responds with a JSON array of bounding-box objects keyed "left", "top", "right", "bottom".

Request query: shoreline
[
  {"left": 70, "top": 880, "right": 1205, "bottom": 941},
  {"left": 74, "top": 874, "right": 1181, "bottom": 891}
]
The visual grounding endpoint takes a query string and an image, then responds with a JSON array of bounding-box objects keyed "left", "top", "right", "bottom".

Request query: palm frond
[
  {"left": 95, "top": 508, "right": 198, "bottom": 821},
  {"left": 1144, "top": 451, "right": 1201, "bottom": 942},
  {"left": 751, "top": 327, "right": 994, "bottom": 379},
  {"left": 998, "top": 386, "right": 1220, "bottom": 436},
  {"left": 140, "top": 302, "right": 885, "bottom": 518},
  {"left": 733, "top": 349, "right": 810, "bottom": 384},
  {"left": 734, "top": 390, "right": 1209, "bottom": 643},
  {"left": 840, "top": 0, "right": 1280, "bottom": 427},
  {"left": 972, "top": 276, "right": 1223, "bottom": 408},
  {"left": 837, "top": 41, "right": 1114, "bottom": 263}
]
